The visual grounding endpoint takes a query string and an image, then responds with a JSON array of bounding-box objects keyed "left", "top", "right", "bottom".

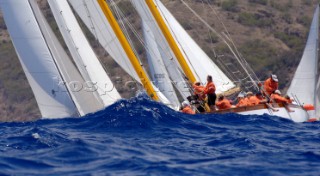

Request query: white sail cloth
[
  {"left": 29, "top": 0, "right": 105, "bottom": 116},
  {"left": 48, "top": 0, "right": 121, "bottom": 107},
  {"left": 156, "top": 1, "right": 235, "bottom": 93},
  {"left": 68, "top": 0, "right": 140, "bottom": 82},
  {"left": 287, "top": 6, "right": 319, "bottom": 107},
  {"left": 131, "top": 0, "right": 235, "bottom": 94},
  {"left": 67, "top": 0, "right": 172, "bottom": 106},
  {"left": 142, "top": 21, "right": 180, "bottom": 108},
  {"left": 1, "top": 0, "right": 78, "bottom": 118}
]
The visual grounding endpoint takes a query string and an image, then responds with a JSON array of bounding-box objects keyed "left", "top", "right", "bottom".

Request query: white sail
[
  {"left": 156, "top": 1, "right": 236, "bottom": 93},
  {"left": 68, "top": 0, "right": 140, "bottom": 82},
  {"left": 29, "top": 0, "right": 104, "bottom": 116},
  {"left": 142, "top": 21, "right": 180, "bottom": 108},
  {"left": 1, "top": 0, "right": 78, "bottom": 118},
  {"left": 287, "top": 6, "right": 319, "bottom": 106},
  {"left": 131, "top": 0, "right": 192, "bottom": 100},
  {"left": 48, "top": 0, "right": 121, "bottom": 107},
  {"left": 67, "top": 0, "right": 173, "bottom": 106}
]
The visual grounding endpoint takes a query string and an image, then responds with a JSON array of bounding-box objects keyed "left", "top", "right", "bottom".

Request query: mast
[
  {"left": 97, "top": 0, "right": 159, "bottom": 101},
  {"left": 144, "top": 0, "right": 196, "bottom": 83}
]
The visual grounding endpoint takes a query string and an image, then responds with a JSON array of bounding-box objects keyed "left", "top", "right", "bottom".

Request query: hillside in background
[{"left": 0, "top": 0, "right": 319, "bottom": 121}]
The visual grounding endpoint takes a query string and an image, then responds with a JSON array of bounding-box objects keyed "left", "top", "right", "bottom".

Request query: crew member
[
  {"left": 236, "top": 93, "right": 248, "bottom": 107},
  {"left": 264, "top": 74, "right": 279, "bottom": 96},
  {"left": 181, "top": 101, "right": 195, "bottom": 114},
  {"left": 216, "top": 95, "right": 232, "bottom": 110},
  {"left": 193, "top": 82, "right": 205, "bottom": 101},
  {"left": 270, "top": 90, "right": 289, "bottom": 104},
  {"left": 204, "top": 75, "right": 217, "bottom": 111},
  {"left": 247, "top": 92, "right": 260, "bottom": 106}
]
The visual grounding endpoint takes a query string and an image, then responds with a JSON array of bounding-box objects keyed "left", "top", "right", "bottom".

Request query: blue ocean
[{"left": 0, "top": 94, "right": 319, "bottom": 175}]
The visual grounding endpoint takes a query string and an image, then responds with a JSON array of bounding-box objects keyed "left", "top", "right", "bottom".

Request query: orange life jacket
[
  {"left": 236, "top": 98, "right": 249, "bottom": 107},
  {"left": 193, "top": 84, "right": 206, "bottom": 100},
  {"left": 182, "top": 106, "right": 195, "bottom": 114},
  {"left": 216, "top": 98, "right": 232, "bottom": 110},
  {"left": 204, "top": 81, "right": 216, "bottom": 95},
  {"left": 270, "top": 94, "right": 288, "bottom": 104},
  {"left": 264, "top": 78, "right": 278, "bottom": 95},
  {"left": 248, "top": 96, "right": 260, "bottom": 106}
]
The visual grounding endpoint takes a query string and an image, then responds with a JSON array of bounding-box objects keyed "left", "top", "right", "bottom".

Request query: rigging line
[
  {"left": 178, "top": 0, "right": 233, "bottom": 85},
  {"left": 153, "top": 0, "right": 202, "bottom": 81},
  {"left": 112, "top": 3, "right": 182, "bottom": 104},
  {"left": 204, "top": 0, "right": 261, "bottom": 84},
  {"left": 130, "top": 0, "right": 180, "bottom": 67},
  {"left": 87, "top": 0, "right": 139, "bottom": 84},
  {"left": 180, "top": 0, "right": 259, "bottom": 90},
  {"left": 107, "top": 0, "right": 143, "bottom": 90}
]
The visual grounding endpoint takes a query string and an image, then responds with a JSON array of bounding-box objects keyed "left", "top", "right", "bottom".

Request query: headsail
[
  {"left": 156, "top": 1, "right": 236, "bottom": 93},
  {"left": 287, "top": 6, "right": 319, "bottom": 106},
  {"left": 68, "top": 0, "right": 140, "bottom": 82},
  {"left": 131, "top": 0, "right": 192, "bottom": 100},
  {"left": 142, "top": 21, "right": 180, "bottom": 108},
  {"left": 1, "top": 0, "right": 78, "bottom": 118},
  {"left": 48, "top": 0, "right": 121, "bottom": 107},
  {"left": 29, "top": 0, "right": 105, "bottom": 116}
]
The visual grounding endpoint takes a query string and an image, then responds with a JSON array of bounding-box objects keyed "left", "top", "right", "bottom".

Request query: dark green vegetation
[{"left": 0, "top": 0, "right": 319, "bottom": 121}]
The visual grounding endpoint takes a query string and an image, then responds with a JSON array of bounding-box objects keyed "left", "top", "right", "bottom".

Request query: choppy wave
[{"left": 0, "top": 94, "right": 319, "bottom": 175}]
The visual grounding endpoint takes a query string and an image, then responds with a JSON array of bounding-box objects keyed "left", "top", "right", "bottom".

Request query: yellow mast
[
  {"left": 97, "top": 0, "right": 159, "bottom": 101},
  {"left": 145, "top": 0, "right": 196, "bottom": 83}
]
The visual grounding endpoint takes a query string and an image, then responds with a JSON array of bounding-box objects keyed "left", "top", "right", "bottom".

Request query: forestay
[
  {"left": 1, "top": 0, "right": 78, "bottom": 118},
  {"left": 287, "top": 6, "right": 319, "bottom": 106},
  {"left": 30, "top": 0, "right": 104, "bottom": 116},
  {"left": 48, "top": 0, "right": 121, "bottom": 107}
]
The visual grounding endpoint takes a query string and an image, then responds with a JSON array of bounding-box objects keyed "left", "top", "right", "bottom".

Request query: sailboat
[
  {"left": 1, "top": 0, "right": 318, "bottom": 122},
  {"left": 128, "top": 0, "right": 319, "bottom": 122}
]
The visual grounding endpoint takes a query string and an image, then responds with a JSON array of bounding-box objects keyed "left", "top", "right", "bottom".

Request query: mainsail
[
  {"left": 287, "top": 6, "right": 319, "bottom": 106},
  {"left": 48, "top": 0, "right": 121, "bottom": 107},
  {"left": 29, "top": 0, "right": 104, "bottom": 116},
  {"left": 142, "top": 21, "right": 180, "bottom": 108},
  {"left": 1, "top": 0, "right": 78, "bottom": 118}
]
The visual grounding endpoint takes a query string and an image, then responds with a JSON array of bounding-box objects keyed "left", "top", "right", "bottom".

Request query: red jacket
[
  {"left": 216, "top": 98, "right": 232, "bottom": 110},
  {"left": 264, "top": 78, "right": 278, "bottom": 95},
  {"left": 204, "top": 81, "right": 216, "bottom": 95}
]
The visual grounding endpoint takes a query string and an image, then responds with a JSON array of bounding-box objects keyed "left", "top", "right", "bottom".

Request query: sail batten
[{"left": 1, "top": 0, "right": 78, "bottom": 118}]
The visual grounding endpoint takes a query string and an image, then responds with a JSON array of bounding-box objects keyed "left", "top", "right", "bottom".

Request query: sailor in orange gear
[
  {"left": 236, "top": 93, "right": 249, "bottom": 107},
  {"left": 264, "top": 74, "right": 279, "bottom": 96},
  {"left": 270, "top": 90, "right": 289, "bottom": 104},
  {"left": 193, "top": 82, "right": 205, "bottom": 100},
  {"left": 246, "top": 92, "right": 259, "bottom": 106},
  {"left": 216, "top": 95, "right": 232, "bottom": 110},
  {"left": 180, "top": 101, "right": 195, "bottom": 114},
  {"left": 204, "top": 75, "right": 217, "bottom": 111}
]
